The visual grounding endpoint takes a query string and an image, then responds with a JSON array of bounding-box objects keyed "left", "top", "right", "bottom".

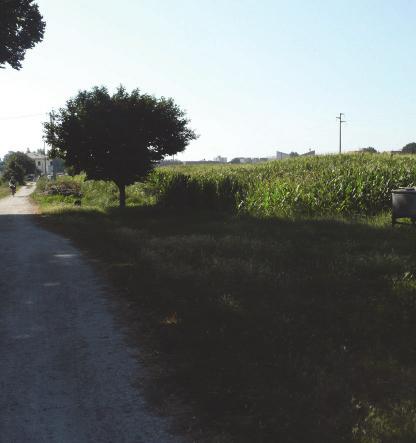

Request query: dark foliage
[
  {"left": 51, "top": 157, "right": 65, "bottom": 174},
  {"left": 360, "top": 146, "right": 378, "bottom": 153},
  {"left": 402, "top": 142, "right": 416, "bottom": 154},
  {"left": 2, "top": 151, "right": 36, "bottom": 183},
  {"left": 44, "top": 86, "right": 197, "bottom": 207},
  {"left": 0, "top": 0, "right": 46, "bottom": 70}
]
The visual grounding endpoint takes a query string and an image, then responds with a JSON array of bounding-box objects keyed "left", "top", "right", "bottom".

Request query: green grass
[
  {"left": 31, "top": 156, "right": 416, "bottom": 441},
  {"left": 0, "top": 184, "right": 10, "bottom": 199},
  {"left": 33, "top": 194, "right": 416, "bottom": 442},
  {"left": 34, "top": 174, "right": 155, "bottom": 208},
  {"left": 36, "top": 153, "right": 416, "bottom": 217}
]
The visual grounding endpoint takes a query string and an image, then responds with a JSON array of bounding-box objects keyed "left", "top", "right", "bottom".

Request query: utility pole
[
  {"left": 336, "top": 113, "right": 346, "bottom": 154},
  {"left": 46, "top": 111, "right": 56, "bottom": 177},
  {"left": 43, "top": 141, "right": 47, "bottom": 176}
]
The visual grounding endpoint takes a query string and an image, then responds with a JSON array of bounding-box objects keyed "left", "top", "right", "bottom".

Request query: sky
[{"left": 1, "top": 0, "right": 416, "bottom": 160}]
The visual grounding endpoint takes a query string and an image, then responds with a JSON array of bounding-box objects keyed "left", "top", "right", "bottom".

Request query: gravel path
[{"left": 0, "top": 185, "right": 183, "bottom": 443}]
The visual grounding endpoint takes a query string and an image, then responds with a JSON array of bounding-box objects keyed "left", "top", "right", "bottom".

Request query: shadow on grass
[{"left": 37, "top": 205, "right": 416, "bottom": 443}]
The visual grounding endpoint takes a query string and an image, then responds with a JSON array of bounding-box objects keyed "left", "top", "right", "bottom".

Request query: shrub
[{"left": 43, "top": 177, "right": 82, "bottom": 197}]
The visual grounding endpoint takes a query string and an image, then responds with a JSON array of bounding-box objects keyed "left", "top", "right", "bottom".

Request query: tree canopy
[
  {"left": 44, "top": 86, "right": 198, "bottom": 207},
  {"left": 2, "top": 151, "right": 36, "bottom": 183},
  {"left": 402, "top": 142, "right": 416, "bottom": 154},
  {"left": 0, "top": 0, "right": 45, "bottom": 70},
  {"left": 360, "top": 147, "right": 378, "bottom": 154}
]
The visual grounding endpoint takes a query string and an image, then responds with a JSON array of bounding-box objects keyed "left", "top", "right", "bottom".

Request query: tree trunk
[{"left": 117, "top": 183, "right": 126, "bottom": 208}]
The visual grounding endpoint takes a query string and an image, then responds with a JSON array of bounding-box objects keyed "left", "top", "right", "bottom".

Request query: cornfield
[{"left": 150, "top": 153, "right": 416, "bottom": 216}]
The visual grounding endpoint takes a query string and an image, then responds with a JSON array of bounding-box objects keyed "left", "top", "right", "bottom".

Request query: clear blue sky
[{"left": 1, "top": 0, "right": 416, "bottom": 160}]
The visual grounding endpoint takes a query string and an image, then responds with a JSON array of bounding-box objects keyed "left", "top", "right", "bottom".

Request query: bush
[
  {"left": 35, "top": 174, "right": 155, "bottom": 208},
  {"left": 43, "top": 177, "right": 82, "bottom": 197}
]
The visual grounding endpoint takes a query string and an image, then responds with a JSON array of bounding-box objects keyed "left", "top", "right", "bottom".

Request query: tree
[
  {"left": 360, "top": 147, "right": 378, "bottom": 154},
  {"left": 402, "top": 142, "right": 416, "bottom": 154},
  {"left": 289, "top": 152, "right": 299, "bottom": 157},
  {"left": 0, "top": 0, "right": 45, "bottom": 70},
  {"left": 51, "top": 157, "right": 65, "bottom": 174},
  {"left": 2, "top": 151, "right": 36, "bottom": 183},
  {"left": 44, "top": 86, "right": 198, "bottom": 207}
]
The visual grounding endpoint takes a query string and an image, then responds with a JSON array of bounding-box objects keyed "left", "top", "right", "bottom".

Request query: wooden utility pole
[{"left": 336, "top": 113, "right": 346, "bottom": 154}]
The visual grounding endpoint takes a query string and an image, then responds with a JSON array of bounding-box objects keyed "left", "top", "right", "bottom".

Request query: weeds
[{"left": 0, "top": 184, "right": 10, "bottom": 199}]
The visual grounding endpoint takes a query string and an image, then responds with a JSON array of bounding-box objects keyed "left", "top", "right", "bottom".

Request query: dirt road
[{"left": 0, "top": 185, "right": 182, "bottom": 442}]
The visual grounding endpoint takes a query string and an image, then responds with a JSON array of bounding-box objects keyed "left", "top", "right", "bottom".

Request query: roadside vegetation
[
  {"left": 33, "top": 153, "right": 416, "bottom": 442},
  {"left": 1, "top": 151, "right": 36, "bottom": 184},
  {"left": 152, "top": 152, "right": 416, "bottom": 216},
  {"left": 0, "top": 183, "right": 10, "bottom": 199}
]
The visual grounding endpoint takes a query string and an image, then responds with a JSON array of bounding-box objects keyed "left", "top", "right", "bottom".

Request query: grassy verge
[
  {"left": 0, "top": 184, "right": 11, "bottom": 199},
  {"left": 33, "top": 191, "right": 416, "bottom": 442}
]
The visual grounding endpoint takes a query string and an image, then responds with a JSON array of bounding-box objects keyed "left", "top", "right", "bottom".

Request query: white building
[
  {"left": 276, "top": 151, "right": 290, "bottom": 160},
  {"left": 27, "top": 152, "right": 54, "bottom": 176}
]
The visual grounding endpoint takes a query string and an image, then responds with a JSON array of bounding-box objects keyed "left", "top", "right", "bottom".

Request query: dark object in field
[
  {"left": 392, "top": 188, "right": 416, "bottom": 225},
  {"left": 74, "top": 200, "right": 81, "bottom": 206}
]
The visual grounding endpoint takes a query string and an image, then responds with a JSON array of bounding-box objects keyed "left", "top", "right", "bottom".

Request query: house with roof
[{"left": 27, "top": 152, "right": 54, "bottom": 176}]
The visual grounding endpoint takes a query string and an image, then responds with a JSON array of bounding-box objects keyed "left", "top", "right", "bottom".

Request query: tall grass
[
  {"left": 35, "top": 174, "right": 155, "bottom": 208},
  {"left": 35, "top": 154, "right": 416, "bottom": 216},
  {"left": 151, "top": 153, "right": 416, "bottom": 216}
]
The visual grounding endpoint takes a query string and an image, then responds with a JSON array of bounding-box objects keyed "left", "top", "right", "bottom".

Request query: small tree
[
  {"left": 360, "top": 147, "right": 378, "bottom": 154},
  {"left": 2, "top": 151, "right": 36, "bottom": 183},
  {"left": 402, "top": 143, "right": 416, "bottom": 154},
  {"left": 44, "top": 86, "right": 197, "bottom": 207},
  {"left": 0, "top": 0, "right": 46, "bottom": 70}
]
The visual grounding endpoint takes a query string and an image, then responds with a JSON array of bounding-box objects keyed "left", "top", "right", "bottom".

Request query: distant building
[
  {"left": 230, "top": 157, "right": 271, "bottom": 164},
  {"left": 276, "top": 151, "right": 290, "bottom": 160},
  {"left": 27, "top": 152, "right": 53, "bottom": 176},
  {"left": 231, "top": 158, "right": 253, "bottom": 164},
  {"left": 275, "top": 150, "right": 315, "bottom": 159},
  {"left": 213, "top": 155, "right": 227, "bottom": 163},
  {"left": 183, "top": 160, "right": 220, "bottom": 165},
  {"left": 300, "top": 150, "right": 315, "bottom": 157},
  {"left": 159, "top": 159, "right": 183, "bottom": 166}
]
